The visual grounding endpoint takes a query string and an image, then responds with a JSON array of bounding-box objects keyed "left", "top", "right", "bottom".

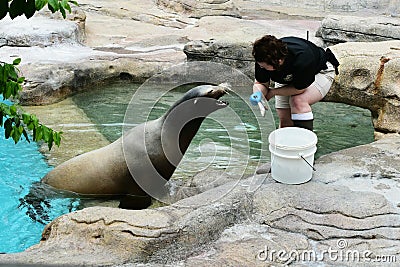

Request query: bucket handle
[
  {"left": 270, "top": 147, "right": 316, "bottom": 171},
  {"left": 299, "top": 154, "right": 316, "bottom": 171}
]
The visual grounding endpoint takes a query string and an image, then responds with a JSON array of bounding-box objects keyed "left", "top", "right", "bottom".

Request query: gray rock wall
[
  {"left": 318, "top": 15, "right": 400, "bottom": 44},
  {"left": 243, "top": 0, "right": 398, "bottom": 14},
  {"left": 0, "top": 16, "right": 83, "bottom": 48},
  {"left": 156, "top": 0, "right": 241, "bottom": 18}
]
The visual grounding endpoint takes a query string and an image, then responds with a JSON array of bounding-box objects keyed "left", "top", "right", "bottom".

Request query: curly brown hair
[{"left": 252, "top": 35, "right": 289, "bottom": 70}]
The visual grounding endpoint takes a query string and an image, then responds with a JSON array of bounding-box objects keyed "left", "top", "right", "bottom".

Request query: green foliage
[
  {"left": 1, "top": 0, "right": 78, "bottom": 20},
  {"left": 0, "top": 59, "right": 62, "bottom": 150}
]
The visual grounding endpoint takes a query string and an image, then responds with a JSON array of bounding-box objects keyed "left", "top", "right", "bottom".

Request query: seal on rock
[{"left": 31, "top": 83, "right": 230, "bottom": 213}]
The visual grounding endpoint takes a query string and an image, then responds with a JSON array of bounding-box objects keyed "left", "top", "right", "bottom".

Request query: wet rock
[
  {"left": 255, "top": 162, "right": 271, "bottom": 174},
  {"left": 170, "top": 169, "right": 235, "bottom": 201},
  {"left": 0, "top": 182, "right": 253, "bottom": 266}
]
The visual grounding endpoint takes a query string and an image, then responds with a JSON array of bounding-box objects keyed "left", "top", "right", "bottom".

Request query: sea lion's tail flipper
[{"left": 19, "top": 182, "right": 52, "bottom": 224}]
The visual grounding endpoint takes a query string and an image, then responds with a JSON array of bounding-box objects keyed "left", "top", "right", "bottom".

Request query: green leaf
[
  {"left": 22, "top": 113, "right": 30, "bottom": 124},
  {"left": 34, "top": 126, "right": 43, "bottom": 141},
  {"left": 0, "top": 82, "right": 3, "bottom": 96},
  {"left": 31, "top": 114, "right": 39, "bottom": 128},
  {"left": 22, "top": 129, "right": 30, "bottom": 142},
  {"left": 0, "top": 65, "right": 4, "bottom": 83},
  {"left": 13, "top": 82, "right": 22, "bottom": 96},
  {"left": 11, "top": 125, "right": 23, "bottom": 143},
  {"left": 9, "top": 0, "right": 26, "bottom": 19},
  {"left": 0, "top": 0, "right": 8, "bottom": 20},
  {"left": 42, "top": 125, "right": 50, "bottom": 141},
  {"left": 3, "top": 64, "right": 10, "bottom": 82},
  {"left": 24, "top": 0, "right": 36, "bottom": 18},
  {"left": 48, "top": 0, "right": 59, "bottom": 12},
  {"left": 69, "top": 0, "right": 78, "bottom": 6},
  {"left": 53, "top": 131, "right": 62, "bottom": 147},
  {"left": 47, "top": 130, "right": 54, "bottom": 150},
  {"left": 27, "top": 121, "right": 34, "bottom": 130},
  {"left": 14, "top": 118, "right": 20, "bottom": 128},
  {"left": 35, "top": 0, "right": 47, "bottom": 11},
  {"left": 61, "top": 0, "right": 71, "bottom": 12},
  {"left": 17, "top": 76, "right": 25, "bottom": 83},
  {"left": 12, "top": 58, "right": 21, "bottom": 65},
  {"left": 7, "top": 65, "right": 18, "bottom": 81},
  {"left": 1, "top": 66, "right": 7, "bottom": 83},
  {"left": 0, "top": 104, "right": 10, "bottom": 116},
  {"left": 4, "top": 118, "right": 12, "bottom": 139},
  {"left": 59, "top": 5, "right": 66, "bottom": 18},
  {"left": 9, "top": 105, "right": 17, "bottom": 115},
  {"left": 4, "top": 83, "right": 12, "bottom": 99}
]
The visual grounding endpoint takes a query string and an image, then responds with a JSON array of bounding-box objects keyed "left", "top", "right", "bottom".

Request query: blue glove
[{"left": 249, "top": 91, "right": 263, "bottom": 105}]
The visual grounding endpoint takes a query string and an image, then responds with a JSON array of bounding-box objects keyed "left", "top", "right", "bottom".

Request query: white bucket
[{"left": 268, "top": 127, "right": 317, "bottom": 184}]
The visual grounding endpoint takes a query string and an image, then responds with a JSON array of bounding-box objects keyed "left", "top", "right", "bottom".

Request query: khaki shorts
[{"left": 274, "top": 70, "right": 334, "bottom": 109}]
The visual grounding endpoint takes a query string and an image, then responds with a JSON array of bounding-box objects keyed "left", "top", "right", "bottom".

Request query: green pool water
[{"left": 72, "top": 80, "right": 375, "bottom": 179}]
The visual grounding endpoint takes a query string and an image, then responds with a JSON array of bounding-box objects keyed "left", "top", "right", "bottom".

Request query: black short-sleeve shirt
[{"left": 255, "top": 37, "right": 328, "bottom": 89}]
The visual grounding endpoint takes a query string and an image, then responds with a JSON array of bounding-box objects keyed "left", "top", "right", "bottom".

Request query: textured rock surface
[
  {"left": 325, "top": 40, "right": 400, "bottom": 135},
  {"left": 182, "top": 135, "right": 400, "bottom": 266},
  {"left": 0, "top": 182, "right": 252, "bottom": 265},
  {"left": 183, "top": 17, "right": 323, "bottom": 79},
  {"left": 0, "top": 16, "right": 83, "bottom": 47},
  {"left": 10, "top": 45, "right": 184, "bottom": 105},
  {"left": 1, "top": 135, "right": 399, "bottom": 266},
  {"left": 246, "top": 0, "right": 396, "bottom": 13},
  {"left": 318, "top": 15, "right": 400, "bottom": 44},
  {"left": 156, "top": 0, "right": 241, "bottom": 18}
]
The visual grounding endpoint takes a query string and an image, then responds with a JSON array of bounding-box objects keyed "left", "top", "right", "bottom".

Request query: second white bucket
[{"left": 268, "top": 127, "right": 317, "bottom": 184}]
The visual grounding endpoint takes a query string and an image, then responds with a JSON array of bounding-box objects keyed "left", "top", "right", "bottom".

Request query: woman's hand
[{"left": 265, "top": 88, "right": 275, "bottom": 101}]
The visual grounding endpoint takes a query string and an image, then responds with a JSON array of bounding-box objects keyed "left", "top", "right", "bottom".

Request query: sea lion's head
[
  {"left": 168, "top": 83, "right": 230, "bottom": 118},
  {"left": 195, "top": 82, "right": 230, "bottom": 109}
]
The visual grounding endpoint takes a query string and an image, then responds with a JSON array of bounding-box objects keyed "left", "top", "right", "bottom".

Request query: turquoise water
[
  {"left": 0, "top": 127, "right": 49, "bottom": 253},
  {"left": 0, "top": 121, "right": 79, "bottom": 253}
]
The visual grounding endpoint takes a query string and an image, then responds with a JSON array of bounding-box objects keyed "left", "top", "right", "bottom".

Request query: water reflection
[{"left": 73, "top": 80, "right": 374, "bottom": 177}]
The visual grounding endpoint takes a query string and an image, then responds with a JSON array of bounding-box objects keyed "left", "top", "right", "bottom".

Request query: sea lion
[{"left": 38, "top": 83, "right": 230, "bottom": 210}]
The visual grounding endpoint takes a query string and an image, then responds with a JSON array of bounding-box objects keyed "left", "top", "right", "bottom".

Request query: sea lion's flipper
[
  {"left": 118, "top": 194, "right": 152, "bottom": 210},
  {"left": 19, "top": 182, "right": 52, "bottom": 224}
]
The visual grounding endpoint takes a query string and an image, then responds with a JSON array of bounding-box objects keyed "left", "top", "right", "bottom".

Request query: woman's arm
[{"left": 253, "top": 79, "right": 270, "bottom": 96}]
